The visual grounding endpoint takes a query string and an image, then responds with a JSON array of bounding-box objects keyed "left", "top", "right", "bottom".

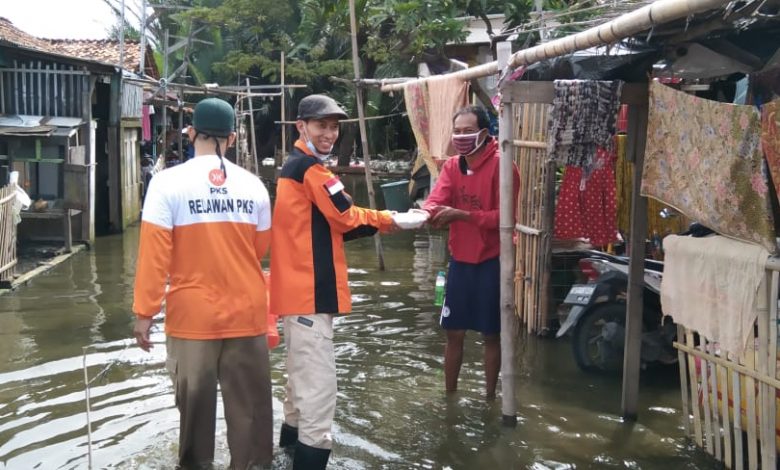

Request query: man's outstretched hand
[
  {"left": 429, "top": 206, "right": 469, "bottom": 229},
  {"left": 133, "top": 316, "right": 154, "bottom": 352}
]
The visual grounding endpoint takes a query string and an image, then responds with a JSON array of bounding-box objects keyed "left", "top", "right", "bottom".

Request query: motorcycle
[
  {"left": 556, "top": 251, "right": 675, "bottom": 373},
  {"left": 557, "top": 223, "right": 714, "bottom": 373}
]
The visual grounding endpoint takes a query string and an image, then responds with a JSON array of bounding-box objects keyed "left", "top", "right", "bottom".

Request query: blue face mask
[{"left": 303, "top": 129, "right": 332, "bottom": 161}]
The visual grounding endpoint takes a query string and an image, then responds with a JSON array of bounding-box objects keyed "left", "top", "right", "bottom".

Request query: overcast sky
[{"left": 0, "top": 0, "right": 119, "bottom": 40}]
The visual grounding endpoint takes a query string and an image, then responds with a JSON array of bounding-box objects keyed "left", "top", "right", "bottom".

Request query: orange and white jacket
[
  {"left": 132, "top": 155, "right": 272, "bottom": 340},
  {"left": 270, "top": 140, "right": 394, "bottom": 316}
]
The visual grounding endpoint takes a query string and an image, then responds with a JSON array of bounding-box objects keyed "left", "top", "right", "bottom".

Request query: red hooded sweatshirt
[{"left": 423, "top": 137, "right": 520, "bottom": 264}]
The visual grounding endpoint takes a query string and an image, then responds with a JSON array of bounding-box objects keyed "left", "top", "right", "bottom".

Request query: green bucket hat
[{"left": 192, "top": 97, "right": 235, "bottom": 137}]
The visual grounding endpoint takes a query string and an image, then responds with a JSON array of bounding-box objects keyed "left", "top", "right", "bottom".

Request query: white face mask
[{"left": 303, "top": 128, "right": 333, "bottom": 161}]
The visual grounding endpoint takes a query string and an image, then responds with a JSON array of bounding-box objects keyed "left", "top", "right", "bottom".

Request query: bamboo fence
[
  {"left": 675, "top": 259, "right": 780, "bottom": 469},
  {"left": 0, "top": 183, "right": 18, "bottom": 285},
  {"left": 512, "top": 102, "right": 555, "bottom": 334}
]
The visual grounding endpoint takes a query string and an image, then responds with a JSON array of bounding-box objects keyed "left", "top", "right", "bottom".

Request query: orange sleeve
[
  {"left": 132, "top": 221, "right": 173, "bottom": 317},
  {"left": 302, "top": 164, "right": 394, "bottom": 234}
]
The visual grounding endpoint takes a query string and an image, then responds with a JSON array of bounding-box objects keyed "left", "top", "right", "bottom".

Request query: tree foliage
[{"left": 134, "top": 0, "right": 538, "bottom": 157}]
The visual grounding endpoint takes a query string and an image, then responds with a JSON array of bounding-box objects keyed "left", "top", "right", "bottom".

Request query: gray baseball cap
[{"left": 297, "top": 94, "right": 348, "bottom": 120}]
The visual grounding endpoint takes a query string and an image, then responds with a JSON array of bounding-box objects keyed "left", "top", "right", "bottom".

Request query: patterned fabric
[
  {"left": 554, "top": 148, "right": 618, "bottom": 246},
  {"left": 547, "top": 80, "right": 624, "bottom": 170},
  {"left": 641, "top": 82, "right": 776, "bottom": 253},
  {"left": 762, "top": 100, "right": 780, "bottom": 199},
  {"left": 403, "top": 77, "right": 468, "bottom": 179},
  {"left": 404, "top": 81, "right": 432, "bottom": 175},
  {"left": 615, "top": 134, "right": 690, "bottom": 239}
]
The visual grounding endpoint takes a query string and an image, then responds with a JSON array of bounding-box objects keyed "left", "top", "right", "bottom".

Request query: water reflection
[{"left": 0, "top": 228, "right": 712, "bottom": 469}]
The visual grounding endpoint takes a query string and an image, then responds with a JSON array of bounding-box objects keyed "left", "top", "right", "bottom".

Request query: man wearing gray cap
[
  {"left": 270, "top": 94, "right": 397, "bottom": 469},
  {"left": 133, "top": 97, "right": 273, "bottom": 469}
]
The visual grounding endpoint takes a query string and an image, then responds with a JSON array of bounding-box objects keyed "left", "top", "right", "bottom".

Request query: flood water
[{"left": 0, "top": 219, "right": 715, "bottom": 468}]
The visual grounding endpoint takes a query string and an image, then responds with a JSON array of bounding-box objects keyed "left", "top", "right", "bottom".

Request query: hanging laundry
[
  {"left": 661, "top": 234, "right": 769, "bottom": 357},
  {"left": 142, "top": 104, "right": 152, "bottom": 141},
  {"left": 403, "top": 76, "right": 469, "bottom": 179},
  {"left": 761, "top": 99, "right": 780, "bottom": 200},
  {"left": 641, "top": 81, "right": 776, "bottom": 253},
  {"left": 615, "top": 134, "right": 690, "bottom": 240},
  {"left": 547, "top": 80, "right": 624, "bottom": 171},
  {"left": 554, "top": 147, "right": 618, "bottom": 246}
]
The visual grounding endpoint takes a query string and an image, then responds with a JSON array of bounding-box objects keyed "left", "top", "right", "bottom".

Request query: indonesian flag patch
[{"left": 324, "top": 176, "right": 345, "bottom": 196}]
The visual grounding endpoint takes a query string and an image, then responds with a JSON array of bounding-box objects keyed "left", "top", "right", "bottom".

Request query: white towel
[{"left": 661, "top": 235, "right": 769, "bottom": 357}]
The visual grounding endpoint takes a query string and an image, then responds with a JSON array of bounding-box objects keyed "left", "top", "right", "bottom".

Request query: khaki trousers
[
  {"left": 282, "top": 314, "right": 337, "bottom": 449},
  {"left": 166, "top": 335, "right": 272, "bottom": 469}
]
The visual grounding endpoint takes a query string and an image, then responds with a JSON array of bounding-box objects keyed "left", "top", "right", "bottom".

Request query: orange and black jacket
[{"left": 270, "top": 140, "right": 394, "bottom": 316}]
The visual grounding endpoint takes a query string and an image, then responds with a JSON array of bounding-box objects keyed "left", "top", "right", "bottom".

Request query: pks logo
[{"left": 208, "top": 169, "right": 226, "bottom": 186}]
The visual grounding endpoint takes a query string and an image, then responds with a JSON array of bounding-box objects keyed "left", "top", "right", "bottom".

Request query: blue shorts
[{"left": 440, "top": 257, "right": 500, "bottom": 335}]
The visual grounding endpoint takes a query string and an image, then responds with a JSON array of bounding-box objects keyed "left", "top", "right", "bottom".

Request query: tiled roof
[
  {"left": 48, "top": 39, "right": 157, "bottom": 76},
  {"left": 0, "top": 17, "right": 51, "bottom": 53},
  {"left": 0, "top": 17, "right": 159, "bottom": 78}
]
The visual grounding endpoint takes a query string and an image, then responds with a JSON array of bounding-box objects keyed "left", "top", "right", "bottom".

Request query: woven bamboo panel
[
  {"left": 0, "top": 184, "right": 18, "bottom": 283},
  {"left": 512, "top": 102, "right": 554, "bottom": 334}
]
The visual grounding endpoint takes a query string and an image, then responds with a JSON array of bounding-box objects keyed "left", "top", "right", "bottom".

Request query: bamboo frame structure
[
  {"left": 502, "top": 82, "right": 647, "bottom": 336},
  {"left": 349, "top": 0, "right": 386, "bottom": 271},
  {"left": 674, "top": 259, "right": 780, "bottom": 469},
  {"left": 380, "top": 0, "right": 732, "bottom": 93},
  {"left": 497, "top": 41, "right": 518, "bottom": 425},
  {"left": 510, "top": 102, "right": 552, "bottom": 333}
]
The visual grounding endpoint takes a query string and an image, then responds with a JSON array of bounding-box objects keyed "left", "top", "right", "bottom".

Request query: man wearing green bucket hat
[{"left": 133, "top": 97, "right": 274, "bottom": 469}]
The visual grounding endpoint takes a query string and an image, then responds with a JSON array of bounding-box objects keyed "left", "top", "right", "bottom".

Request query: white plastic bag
[{"left": 10, "top": 171, "right": 31, "bottom": 225}]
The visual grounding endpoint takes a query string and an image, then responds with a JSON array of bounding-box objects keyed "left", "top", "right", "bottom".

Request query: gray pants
[{"left": 166, "top": 335, "right": 273, "bottom": 469}]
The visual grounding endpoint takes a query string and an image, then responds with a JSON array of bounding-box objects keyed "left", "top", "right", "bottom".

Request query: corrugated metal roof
[{"left": 0, "top": 115, "right": 84, "bottom": 137}]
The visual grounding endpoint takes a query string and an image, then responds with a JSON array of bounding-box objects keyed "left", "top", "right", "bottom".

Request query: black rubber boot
[
  {"left": 292, "top": 441, "right": 330, "bottom": 470},
  {"left": 279, "top": 423, "right": 298, "bottom": 448}
]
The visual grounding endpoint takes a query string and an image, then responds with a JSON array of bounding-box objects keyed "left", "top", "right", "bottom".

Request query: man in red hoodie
[{"left": 423, "top": 105, "right": 520, "bottom": 399}]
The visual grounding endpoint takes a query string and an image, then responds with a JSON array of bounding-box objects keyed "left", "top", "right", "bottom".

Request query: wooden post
[
  {"left": 621, "top": 101, "right": 649, "bottom": 420},
  {"left": 279, "top": 51, "right": 286, "bottom": 166},
  {"left": 497, "top": 41, "right": 518, "bottom": 426},
  {"left": 348, "top": 0, "right": 386, "bottom": 271},
  {"left": 246, "top": 79, "right": 259, "bottom": 175}
]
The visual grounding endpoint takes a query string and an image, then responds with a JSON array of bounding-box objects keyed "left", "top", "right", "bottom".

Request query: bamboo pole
[
  {"left": 685, "top": 329, "right": 704, "bottom": 446},
  {"left": 498, "top": 41, "right": 518, "bottom": 425},
  {"left": 719, "top": 360, "right": 733, "bottom": 468},
  {"left": 279, "top": 51, "right": 286, "bottom": 166},
  {"left": 677, "top": 325, "right": 692, "bottom": 438},
  {"left": 380, "top": 0, "right": 731, "bottom": 93},
  {"left": 246, "top": 78, "right": 259, "bottom": 175},
  {"left": 161, "top": 29, "right": 168, "bottom": 156},
  {"left": 765, "top": 270, "right": 780, "bottom": 468},
  {"left": 732, "top": 350, "right": 744, "bottom": 470},
  {"left": 744, "top": 344, "right": 758, "bottom": 468},
  {"left": 704, "top": 340, "right": 720, "bottom": 458},
  {"left": 178, "top": 86, "right": 184, "bottom": 162},
  {"left": 348, "top": 0, "right": 386, "bottom": 271},
  {"left": 758, "top": 273, "right": 776, "bottom": 469}
]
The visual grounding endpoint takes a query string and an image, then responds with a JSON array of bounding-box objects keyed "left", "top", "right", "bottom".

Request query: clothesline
[
  {"left": 501, "top": 0, "right": 652, "bottom": 37},
  {"left": 274, "top": 112, "right": 407, "bottom": 125},
  {"left": 379, "top": 0, "right": 732, "bottom": 93}
]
